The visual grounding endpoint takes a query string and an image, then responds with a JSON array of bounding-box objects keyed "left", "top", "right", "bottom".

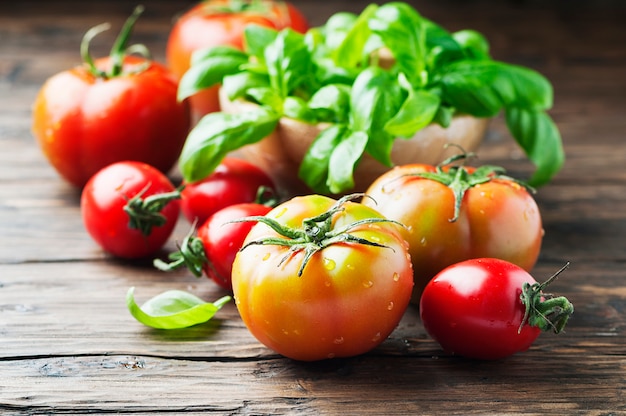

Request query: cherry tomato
[
  {"left": 180, "top": 157, "right": 276, "bottom": 225},
  {"left": 420, "top": 258, "right": 574, "bottom": 360},
  {"left": 81, "top": 161, "right": 181, "bottom": 259},
  {"left": 156, "top": 203, "right": 272, "bottom": 290},
  {"left": 231, "top": 194, "right": 414, "bottom": 361},
  {"left": 364, "top": 155, "right": 543, "bottom": 302},
  {"left": 166, "top": 0, "right": 309, "bottom": 118},
  {"left": 32, "top": 6, "right": 190, "bottom": 188}
]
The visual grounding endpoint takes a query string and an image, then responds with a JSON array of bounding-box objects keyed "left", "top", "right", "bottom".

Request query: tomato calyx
[
  {"left": 123, "top": 184, "right": 183, "bottom": 237},
  {"left": 153, "top": 224, "right": 207, "bottom": 277},
  {"left": 200, "top": 0, "right": 277, "bottom": 15},
  {"left": 519, "top": 262, "right": 574, "bottom": 334},
  {"left": 81, "top": 5, "right": 151, "bottom": 79},
  {"left": 410, "top": 150, "right": 534, "bottom": 222},
  {"left": 237, "top": 194, "right": 401, "bottom": 277}
]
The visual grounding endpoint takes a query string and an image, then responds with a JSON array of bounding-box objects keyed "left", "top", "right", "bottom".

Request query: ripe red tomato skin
[
  {"left": 420, "top": 258, "right": 542, "bottom": 360},
  {"left": 180, "top": 158, "right": 276, "bottom": 225},
  {"left": 197, "top": 202, "right": 272, "bottom": 290},
  {"left": 364, "top": 164, "right": 543, "bottom": 302},
  {"left": 166, "top": 0, "right": 309, "bottom": 117},
  {"left": 81, "top": 161, "right": 180, "bottom": 259},
  {"left": 32, "top": 56, "right": 190, "bottom": 188},
  {"left": 231, "top": 194, "right": 414, "bottom": 361}
]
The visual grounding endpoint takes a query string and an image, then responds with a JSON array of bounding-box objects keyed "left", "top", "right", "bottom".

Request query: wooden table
[{"left": 2, "top": 0, "right": 625, "bottom": 414}]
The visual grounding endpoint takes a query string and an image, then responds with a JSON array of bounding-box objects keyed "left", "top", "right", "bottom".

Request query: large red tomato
[
  {"left": 364, "top": 157, "right": 543, "bottom": 303},
  {"left": 32, "top": 6, "right": 190, "bottom": 188},
  {"left": 166, "top": 0, "right": 309, "bottom": 118},
  {"left": 231, "top": 194, "right": 414, "bottom": 361}
]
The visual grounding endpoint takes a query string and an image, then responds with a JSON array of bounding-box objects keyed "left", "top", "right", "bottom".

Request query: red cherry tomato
[
  {"left": 180, "top": 157, "right": 276, "bottom": 225},
  {"left": 420, "top": 258, "right": 574, "bottom": 360},
  {"left": 166, "top": 0, "right": 308, "bottom": 118},
  {"left": 198, "top": 203, "right": 272, "bottom": 289},
  {"left": 81, "top": 161, "right": 181, "bottom": 259},
  {"left": 32, "top": 6, "right": 190, "bottom": 188}
]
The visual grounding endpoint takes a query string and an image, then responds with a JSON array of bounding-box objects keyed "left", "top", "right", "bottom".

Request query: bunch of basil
[{"left": 178, "top": 2, "right": 563, "bottom": 194}]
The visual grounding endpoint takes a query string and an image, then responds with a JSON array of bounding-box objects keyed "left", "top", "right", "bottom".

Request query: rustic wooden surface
[{"left": 1, "top": 0, "right": 625, "bottom": 414}]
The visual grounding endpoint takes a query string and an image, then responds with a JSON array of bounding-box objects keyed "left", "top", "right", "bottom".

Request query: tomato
[
  {"left": 420, "top": 258, "right": 574, "bottom": 360},
  {"left": 81, "top": 161, "right": 181, "bottom": 259},
  {"left": 156, "top": 203, "right": 272, "bottom": 290},
  {"left": 180, "top": 157, "right": 277, "bottom": 225},
  {"left": 166, "top": 0, "right": 309, "bottom": 118},
  {"left": 231, "top": 194, "right": 414, "bottom": 361},
  {"left": 364, "top": 156, "right": 543, "bottom": 303},
  {"left": 32, "top": 6, "right": 190, "bottom": 188}
]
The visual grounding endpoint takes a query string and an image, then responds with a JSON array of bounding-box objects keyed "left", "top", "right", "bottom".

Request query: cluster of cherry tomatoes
[{"left": 31, "top": 1, "right": 573, "bottom": 362}]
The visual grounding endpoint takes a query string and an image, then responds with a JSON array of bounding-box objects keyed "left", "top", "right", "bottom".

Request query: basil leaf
[
  {"left": 126, "top": 287, "right": 231, "bottom": 330},
  {"left": 264, "top": 28, "right": 312, "bottom": 98},
  {"left": 350, "top": 67, "right": 403, "bottom": 167},
  {"left": 283, "top": 96, "right": 317, "bottom": 122},
  {"left": 222, "top": 71, "right": 270, "bottom": 101},
  {"left": 327, "top": 130, "right": 369, "bottom": 194},
  {"left": 178, "top": 47, "right": 249, "bottom": 101},
  {"left": 439, "top": 60, "right": 553, "bottom": 116},
  {"left": 385, "top": 74, "right": 441, "bottom": 137},
  {"left": 333, "top": 4, "right": 379, "bottom": 69},
  {"left": 308, "top": 84, "right": 351, "bottom": 124},
  {"left": 323, "top": 12, "right": 358, "bottom": 51},
  {"left": 245, "top": 87, "right": 283, "bottom": 112},
  {"left": 179, "top": 107, "right": 279, "bottom": 182},
  {"left": 299, "top": 124, "right": 348, "bottom": 194},
  {"left": 452, "top": 29, "right": 490, "bottom": 60},
  {"left": 505, "top": 107, "right": 565, "bottom": 186},
  {"left": 244, "top": 24, "right": 279, "bottom": 61},
  {"left": 369, "top": 2, "right": 427, "bottom": 86}
]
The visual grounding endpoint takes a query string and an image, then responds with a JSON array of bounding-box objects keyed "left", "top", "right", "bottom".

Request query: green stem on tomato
[
  {"left": 233, "top": 193, "right": 403, "bottom": 277},
  {"left": 519, "top": 262, "right": 574, "bottom": 334},
  {"left": 406, "top": 145, "right": 534, "bottom": 222},
  {"left": 153, "top": 224, "right": 208, "bottom": 278},
  {"left": 123, "top": 184, "right": 183, "bottom": 237},
  {"left": 80, "top": 5, "right": 151, "bottom": 79}
]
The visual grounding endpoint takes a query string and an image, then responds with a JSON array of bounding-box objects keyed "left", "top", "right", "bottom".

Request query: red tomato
[
  {"left": 364, "top": 159, "right": 543, "bottom": 302},
  {"left": 420, "top": 258, "right": 573, "bottom": 360},
  {"left": 32, "top": 7, "right": 190, "bottom": 188},
  {"left": 81, "top": 161, "right": 181, "bottom": 259},
  {"left": 180, "top": 157, "right": 276, "bottom": 225},
  {"left": 231, "top": 194, "right": 414, "bottom": 361},
  {"left": 198, "top": 203, "right": 272, "bottom": 289},
  {"left": 166, "top": 0, "right": 309, "bottom": 118}
]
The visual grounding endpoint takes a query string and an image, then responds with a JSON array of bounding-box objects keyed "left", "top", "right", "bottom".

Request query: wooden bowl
[{"left": 219, "top": 89, "right": 490, "bottom": 196}]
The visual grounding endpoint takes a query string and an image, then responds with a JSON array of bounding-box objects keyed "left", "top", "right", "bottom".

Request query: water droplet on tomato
[
  {"left": 323, "top": 258, "right": 336, "bottom": 271},
  {"left": 262, "top": 253, "right": 271, "bottom": 261},
  {"left": 393, "top": 272, "right": 400, "bottom": 282},
  {"left": 363, "top": 280, "right": 374, "bottom": 288},
  {"left": 327, "top": 353, "right": 336, "bottom": 359},
  {"left": 387, "top": 301, "right": 394, "bottom": 311},
  {"left": 275, "top": 207, "right": 288, "bottom": 218},
  {"left": 333, "top": 337, "right": 344, "bottom": 345},
  {"left": 346, "top": 264, "right": 355, "bottom": 271},
  {"left": 372, "top": 332, "right": 382, "bottom": 342},
  {"left": 324, "top": 280, "right": 332, "bottom": 287},
  {"left": 420, "top": 237, "right": 427, "bottom": 246}
]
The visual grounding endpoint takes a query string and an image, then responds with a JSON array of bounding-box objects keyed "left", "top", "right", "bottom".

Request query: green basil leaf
[
  {"left": 299, "top": 124, "right": 348, "bottom": 193},
  {"left": 264, "top": 28, "right": 312, "bottom": 98},
  {"left": 505, "top": 107, "right": 564, "bottom": 186},
  {"left": 369, "top": 2, "right": 427, "bottom": 86},
  {"left": 385, "top": 74, "right": 441, "bottom": 137},
  {"left": 283, "top": 96, "right": 317, "bottom": 122},
  {"left": 222, "top": 71, "right": 270, "bottom": 101},
  {"left": 178, "top": 47, "right": 249, "bottom": 101},
  {"left": 350, "top": 67, "right": 403, "bottom": 166},
  {"left": 244, "top": 24, "right": 279, "bottom": 61},
  {"left": 327, "top": 130, "right": 369, "bottom": 194},
  {"left": 323, "top": 12, "right": 359, "bottom": 51},
  {"left": 452, "top": 29, "right": 490, "bottom": 60},
  {"left": 308, "top": 84, "right": 352, "bottom": 124},
  {"left": 126, "top": 287, "right": 231, "bottom": 329},
  {"left": 245, "top": 87, "right": 283, "bottom": 112},
  {"left": 179, "top": 107, "right": 279, "bottom": 182},
  {"left": 439, "top": 60, "right": 553, "bottom": 116},
  {"left": 333, "top": 4, "right": 379, "bottom": 69}
]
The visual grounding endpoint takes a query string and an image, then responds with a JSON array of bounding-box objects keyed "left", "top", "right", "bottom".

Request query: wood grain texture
[{"left": 1, "top": 0, "right": 625, "bottom": 414}]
